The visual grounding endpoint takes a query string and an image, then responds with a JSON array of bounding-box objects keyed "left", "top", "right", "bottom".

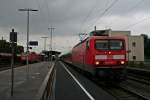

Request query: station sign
[
  {"left": 10, "top": 29, "right": 17, "bottom": 42},
  {"left": 29, "top": 41, "right": 38, "bottom": 46}
]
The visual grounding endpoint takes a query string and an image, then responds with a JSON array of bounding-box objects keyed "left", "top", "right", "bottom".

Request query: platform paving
[{"left": 0, "top": 61, "right": 51, "bottom": 100}]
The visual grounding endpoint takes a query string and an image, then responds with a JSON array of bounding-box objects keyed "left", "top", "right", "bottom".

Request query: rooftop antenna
[{"left": 94, "top": 26, "right": 96, "bottom": 31}]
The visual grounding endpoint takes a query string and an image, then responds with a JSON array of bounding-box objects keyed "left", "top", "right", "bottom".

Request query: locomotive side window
[
  {"left": 95, "top": 40, "right": 123, "bottom": 50},
  {"left": 86, "top": 41, "right": 89, "bottom": 48}
]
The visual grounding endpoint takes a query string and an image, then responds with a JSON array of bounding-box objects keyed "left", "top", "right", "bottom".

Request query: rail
[
  {"left": 127, "top": 67, "right": 150, "bottom": 77},
  {"left": 35, "top": 62, "right": 56, "bottom": 100}
]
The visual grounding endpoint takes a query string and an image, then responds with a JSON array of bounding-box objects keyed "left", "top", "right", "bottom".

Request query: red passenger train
[
  {"left": 62, "top": 31, "right": 127, "bottom": 82},
  {"left": 20, "top": 52, "right": 43, "bottom": 63}
]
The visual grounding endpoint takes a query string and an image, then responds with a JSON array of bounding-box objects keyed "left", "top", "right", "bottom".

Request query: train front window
[
  {"left": 109, "top": 40, "right": 123, "bottom": 50},
  {"left": 95, "top": 40, "right": 108, "bottom": 50},
  {"left": 95, "top": 40, "right": 123, "bottom": 50}
]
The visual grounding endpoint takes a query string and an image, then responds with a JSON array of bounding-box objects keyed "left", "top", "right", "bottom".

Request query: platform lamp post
[
  {"left": 41, "top": 36, "right": 48, "bottom": 51},
  {"left": 18, "top": 8, "right": 38, "bottom": 79},
  {"left": 10, "top": 29, "right": 17, "bottom": 96},
  {"left": 41, "top": 37, "right": 48, "bottom": 61}
]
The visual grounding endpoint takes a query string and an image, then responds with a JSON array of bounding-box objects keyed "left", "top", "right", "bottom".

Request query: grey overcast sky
[{"left": 0, "top": 0, "right": 150, "bottom": 53}]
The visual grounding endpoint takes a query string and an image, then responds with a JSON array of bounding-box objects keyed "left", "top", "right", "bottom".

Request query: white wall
[{"left": 128, "top": 36, "right": 144, "bottom": 61}]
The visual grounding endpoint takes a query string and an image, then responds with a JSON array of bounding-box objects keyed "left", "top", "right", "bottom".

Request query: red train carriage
[
  {"left": 64, "top": 35, "right": 127, "bottom": 82},
  {"left": 0, "top": 53, "right": 22, "bottom": 64},
  {"left": 61, "top": 52, "right": 72, "bottom": 62},
  {"left": 20, "top": 52, "right": 42, "bottom": 63}
]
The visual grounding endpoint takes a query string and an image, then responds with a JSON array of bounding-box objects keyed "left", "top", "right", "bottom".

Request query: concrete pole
[
  {"left": 18, "top": 8, "right": 38, "bottom": 79},
  {"left": 48, "top": 27, "right": 55, "bottom": 66}
]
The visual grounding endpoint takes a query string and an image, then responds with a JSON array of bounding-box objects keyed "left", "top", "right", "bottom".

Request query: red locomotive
[{"left": 62, "top": 30, "right": 127, "bottom": 82}]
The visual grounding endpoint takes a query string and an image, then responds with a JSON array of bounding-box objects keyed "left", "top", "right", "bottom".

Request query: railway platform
[
  {"left": 0, "top": 61, "right": 51, "bottom": 100},
  {"left": 0, "top": 61, "right": 117, "bottom": 100}
]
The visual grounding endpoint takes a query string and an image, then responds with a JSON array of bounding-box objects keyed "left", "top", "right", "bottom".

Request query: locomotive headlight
[
  {"left": 108, "top": 51, "right": 111, "bottom": 54},
  {"left": 95, "top": 61, "right": 99, "bottom": 65},
  {"left": 120, "top": 61, "right": 125, "bottom": 64}
]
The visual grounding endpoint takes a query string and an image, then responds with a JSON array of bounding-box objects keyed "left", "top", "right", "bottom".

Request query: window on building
[
  {"left": 133, "top": 56, "right": 136, "bottom": 60},
  {"left": 132, "top": 42, "right": 136, "bottom": 47}
]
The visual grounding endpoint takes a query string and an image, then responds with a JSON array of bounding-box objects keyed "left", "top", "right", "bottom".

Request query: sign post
[{"left": 10, "top": 29, "right": 17, "bottom": 96}]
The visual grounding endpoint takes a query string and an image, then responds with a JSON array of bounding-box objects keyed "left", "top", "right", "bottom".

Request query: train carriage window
[
  {"left": 132, "top": 42, "right": 136, "bottom": 47},
  {"left": 133, "top": 56, "right": 136, "bottom": 60}
]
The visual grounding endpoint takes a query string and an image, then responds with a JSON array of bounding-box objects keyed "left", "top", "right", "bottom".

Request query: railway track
[
  {"left": 92, "top": 78, "right": 149, "bottom": 100},
  {"left": 128, "top": 75, "right": 150, "bottom": 86},
  {"left": 102, "top": 73, "right": 150, "bottom": 100},
  {"left": 127, "top": 67, "right": 150, "bottom": 86},
  {"left": 103, "top": 85, "right": 145, "bottom": 100},
  {"left": 67, "top": 66, "right": 146, "bottom": 99},
  {"left": 119, "top": 80, "right": 150, "bottom": 100},
  {"left": 62, "top": 62, "right": 150, "bottom": 100},
  {"left": 102, "top": 71, "right": 150, "bottom": 100}
]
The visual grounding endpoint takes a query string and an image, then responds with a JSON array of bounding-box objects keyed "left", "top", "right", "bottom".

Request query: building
[{"left": 128, "top": 36, "right": 144, "bottom": 62}]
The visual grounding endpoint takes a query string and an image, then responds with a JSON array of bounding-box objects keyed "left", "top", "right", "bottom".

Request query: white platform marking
[{"left": 60, "top": 62, "right": 95, "bottom": 100}]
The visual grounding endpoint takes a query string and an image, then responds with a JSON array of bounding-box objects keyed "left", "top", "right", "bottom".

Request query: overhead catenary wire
[
  {"left": 107, "top": 0, "right": 145, "bottom": 29},
  {"left": 34, "top": 0, "right": 45, "bottom": 26},
  {"left": 43, "top": 0, "right": 52, "bottom": 27},
  {"left": 34, "top": 0, "right": 51, "bottom": 52},
  {"left": 93, "top": 0, "right": 119, "bottom": 27},
  {"left": 43, "top": 0, "right": 55, "bottom": 51},
  {"left": 123, "top": 16, "right": 150, "bottom": 29},
  {"left": 85, "top": 0, "right": 145, "bottom": 32},
  {"left": 35, "top": 0, "right": 41, "bottom": 11},
  {"left": 127, "top": 0, "right": 144, "bottom": 12},
  {"left": 110, "top": 0, "right": 146, "bottom": 29},
  {"left": 121, "top": 0, "right": 145, "bottom": 29},
  {"left": 81, "top": 0, "right": 112, "bottom": 32},
  {"left": 79, "top": 0, "right": 99, "bottom": 33},
  {"left": 84, "top": 0, "right": 119, "bottom": 33},
  {"left": 34, "top": 0, "right": 53, "bottom": 34}
]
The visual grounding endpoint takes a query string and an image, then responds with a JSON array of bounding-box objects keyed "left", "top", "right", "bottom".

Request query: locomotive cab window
[
  {"left": 95, "top": 40, "right": 123, "bottom": 50},
  {"left": 110, "top": 40, "right": 123, "bottom": 50},
  {"left": 95, "top": 40, "right": 108, "bottom": 50}
]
